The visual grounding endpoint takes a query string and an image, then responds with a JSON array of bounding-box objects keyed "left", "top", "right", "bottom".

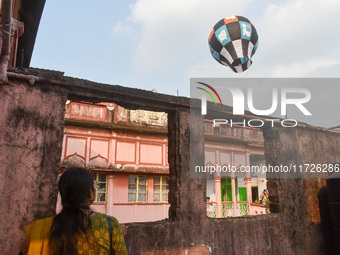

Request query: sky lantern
[{"left": 208, "top": 16, "right": 259, "bottom": 73}]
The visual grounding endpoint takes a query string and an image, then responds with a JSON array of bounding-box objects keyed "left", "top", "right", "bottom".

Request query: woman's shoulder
[
  {"left": 92, "top": 212, "right": 117, "bottom": 220},
  {"left": 92, "top": 212, "right": 119, "bottom": 225},
  {"left": 24, "top": 216, "right": 54, "bottom": 235},
  {"left": 25, "top": 216, "right": 54, "bottom": 227}
]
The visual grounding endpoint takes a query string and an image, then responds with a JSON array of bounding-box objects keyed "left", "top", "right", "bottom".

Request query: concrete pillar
[
  {"left": 110, "top": 131, "right": 116, "bottom": 166},
  {"left": 106, "top": 174, "right": 115, "bottom": 216},
  {"left": 167, "top": 110, "right": 206, "bottom": 221},
  {"left": 231, "top": 176, "right": 237, "bottom": 217},
  {"left": 86, "top": 136, "right": 91, "bottom": 166},
  {"left": 215, "top": 177, "right": 223, "bottom": 217},
  {"left": 245, "top": 178, "right": 252, "bottom": 214},
  {"left": 0, "top": 82, "right": 67, "bottom": 254},
  {"left": 245, "top": 149, "right": 252, "bottom": 214}
]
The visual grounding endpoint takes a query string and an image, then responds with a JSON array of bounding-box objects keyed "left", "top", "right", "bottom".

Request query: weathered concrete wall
[
  {"left": 123, "top": 111, "right": 287, "bottom": 255},
  {"left": 130, "top": 109, "right": 167, "bottom": 126},
  {"left": 124, "top": 116, "right": 340, "bottom": 255},
  {"left": 2, "top": 71, "right": 340, "bottom": 254},
  {"left": 0, "top": 81, "right": 67, "bottom": 254},
  {"left": 262, "top": 127, "right": 340, "bottom": 255}
]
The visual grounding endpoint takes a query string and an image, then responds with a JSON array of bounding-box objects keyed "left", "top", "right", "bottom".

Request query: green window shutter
[
  {"left": 239, "top": 187, "right": 247, "bottom": 201},
  {"left": 221, "top": 178, "right": 233, "bottom": 202}
]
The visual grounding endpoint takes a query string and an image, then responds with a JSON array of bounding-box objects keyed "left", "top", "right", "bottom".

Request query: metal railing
[{"left": 207, "top": 202, "right": 250, "bottom": 218}]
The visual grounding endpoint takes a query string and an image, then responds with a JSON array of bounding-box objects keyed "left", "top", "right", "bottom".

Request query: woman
[
  {"left": 21, "top": 167, "right": 128, "bottom": 255},
  {"left": 260, "top": 189, "right": 269, "bottom": 205}
]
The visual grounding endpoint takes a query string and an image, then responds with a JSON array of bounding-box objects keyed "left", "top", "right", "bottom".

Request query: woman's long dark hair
[{"left": 49, "top": 167, "right": 95, "bottom": 255}]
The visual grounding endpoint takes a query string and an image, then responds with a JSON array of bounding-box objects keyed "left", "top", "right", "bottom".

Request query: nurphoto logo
[{"left": 196, "top": 81, "right": 312, "bottom": 128}]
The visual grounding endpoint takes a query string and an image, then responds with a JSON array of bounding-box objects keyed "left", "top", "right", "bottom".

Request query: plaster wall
[
  {"left": 124, "top": 113, "right": 340, "bottom": 255},
  {"left": 0, "top": 81, "right": 67, "bottom": 254},
  {"left": 94, "top": 174, "right": 170, "bottom": 223},
  {"left": 1, "top": 75, "right": 339, "bottom": 255}
]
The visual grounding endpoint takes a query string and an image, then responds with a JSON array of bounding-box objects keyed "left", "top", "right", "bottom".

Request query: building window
[
  {"left": 251, "top": 186, "right": 259, "bottom": 202},
  {"left": 153, "top": 176, "right": 169, "bottom": 202},
  {"left": 92, "top": 172, "right": 107, "bottom": 203},
  {"left": 128, "top": 175, "right": 147, "bottom": 202}
]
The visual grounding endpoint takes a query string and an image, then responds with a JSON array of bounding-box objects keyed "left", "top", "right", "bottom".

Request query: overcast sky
[{"left": 31, "top": 0, "right": 340, "bottom": 97}]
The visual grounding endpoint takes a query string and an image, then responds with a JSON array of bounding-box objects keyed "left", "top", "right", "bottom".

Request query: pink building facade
[
  {"left": 58, "top": 100, "right": 268, "bottom": 223},
  {"left": 58, "top": 101, "right": 170, "bottom": 223}
]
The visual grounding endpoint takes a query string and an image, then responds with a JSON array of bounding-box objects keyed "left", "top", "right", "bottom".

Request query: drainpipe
[{"left": 0, "top": 0, "right": 12, "bottom": 82}]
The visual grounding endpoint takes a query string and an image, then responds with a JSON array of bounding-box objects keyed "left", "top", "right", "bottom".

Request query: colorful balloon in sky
[{"left": 208, "top": 16, "right": 258, "bottom": 73}]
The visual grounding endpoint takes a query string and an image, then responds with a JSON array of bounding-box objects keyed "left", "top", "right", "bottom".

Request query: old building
[
  {"left": 204, "top": 120, "right": 269, "bottom": 217},
  {"left": 59, "top": 100, "right": 269, "bottom": 223},
  {"left": 59, "top": 100, "right": 170, "bottom": 223}
]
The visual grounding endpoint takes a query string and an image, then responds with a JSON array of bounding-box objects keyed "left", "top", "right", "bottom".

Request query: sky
[{"left": 31, "top": 0, "right": 340, "bottom": 98}]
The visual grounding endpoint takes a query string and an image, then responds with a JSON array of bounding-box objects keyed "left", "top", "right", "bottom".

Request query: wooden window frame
[
  {"left": 92, "top": 172, "right": 107, "bottom": 204},
  {"left": 128, "top": 175, "right": 148, "bottom": 203},
  {"left": 153, "top": 176, "right": 169, "bottom": 202}
]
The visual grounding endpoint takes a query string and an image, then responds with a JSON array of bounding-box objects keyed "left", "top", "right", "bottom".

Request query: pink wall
[
  {"left": 112, "top": 204, "right": 170, "bottom": 223},
  {"left": 86, "top": 173, "right": 170, "bottom": 223},
  {"left": 61, "top": 125, "right": 169, "bottom": 175},
  {"left": 250, "top": 203, "right": 270, "bottom": 215},
  {"left": 110, "top": 174, "right": 169, "bottom": 223},
  {"left": 113, "top": 174, "right": 129, "bottom": 203}
]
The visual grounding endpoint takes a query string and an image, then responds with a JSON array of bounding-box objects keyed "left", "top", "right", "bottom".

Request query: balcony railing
[{"left": 207, "top": 201, "right": 269, "bottom": 218}]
